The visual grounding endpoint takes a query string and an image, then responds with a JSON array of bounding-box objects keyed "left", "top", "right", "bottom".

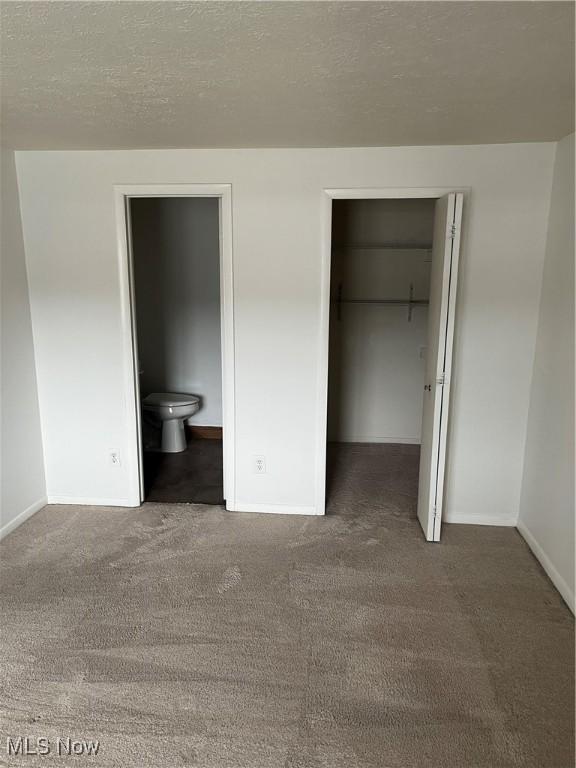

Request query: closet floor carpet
[{"left": 0, "top": 444, "right": 573, "bottom": 768}]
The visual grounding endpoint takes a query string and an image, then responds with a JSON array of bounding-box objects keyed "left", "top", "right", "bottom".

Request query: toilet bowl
[{"left": 142, "top": 393, "right": 200, "bottom": 453}]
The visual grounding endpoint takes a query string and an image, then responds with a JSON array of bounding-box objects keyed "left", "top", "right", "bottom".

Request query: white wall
[
  {"left": 518, "top": 133, "right": 575, "bottom": 611},
  {"left": 0, "top": 148, "right": 46, "bottom": 536},
  {"left": 131, "top": 197, "right": 222, "bottom": 426},
  {"left": 328, "top": 199, "right": 433, "bottom": 443},
  {"left": 16, "top": 144, "right": 554, "bottom": 519}
]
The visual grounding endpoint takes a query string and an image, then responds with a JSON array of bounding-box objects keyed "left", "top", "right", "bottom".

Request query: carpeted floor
[
  {"left": 143, "top": 439, "right": 224, "bottom": 505},
  {"left": 0, "top": 444, "right": 573, "bottom": 767}
]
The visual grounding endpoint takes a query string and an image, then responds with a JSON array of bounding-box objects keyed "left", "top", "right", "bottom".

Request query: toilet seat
[
  {"left": 143, "top": 393, "right": 199, "bottom": 408},
  {"left": 141, "top": 392, "right": 201, "bottom": 453}
]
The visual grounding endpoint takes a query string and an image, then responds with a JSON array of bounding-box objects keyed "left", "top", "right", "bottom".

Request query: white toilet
[{"left": 142, "top": 393, "right": 200, "bottom": 453}]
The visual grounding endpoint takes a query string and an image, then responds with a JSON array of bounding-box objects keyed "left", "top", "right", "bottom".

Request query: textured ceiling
[{"left": 1, "top": 1, "right": 574, "bottom": 149}]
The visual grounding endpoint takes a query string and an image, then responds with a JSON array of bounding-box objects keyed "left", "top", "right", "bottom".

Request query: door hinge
[
  {"left": 449, "top": 224, "right": 457, "bottom": 240},
  {"left": 436, "top": 372, "right": 446, "bottom": 386},
  {"left": 432, "top": 504, "right": 438, "bottom": 519}
]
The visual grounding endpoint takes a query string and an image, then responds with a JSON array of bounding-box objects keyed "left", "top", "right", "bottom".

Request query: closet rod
[
  {"left": 335, "top": 283, "right": 427, "bottom": 322},
  {"left": 338, "top": 299, "right": 429, "bottom": 305},
  {"left": 334, "top": 244, "right": 432, "bottom": 251}
]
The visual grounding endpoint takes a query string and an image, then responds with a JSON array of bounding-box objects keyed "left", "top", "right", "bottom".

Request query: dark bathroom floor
[{"left": 143, "top": 438, "right": 224, "bottom": 505}]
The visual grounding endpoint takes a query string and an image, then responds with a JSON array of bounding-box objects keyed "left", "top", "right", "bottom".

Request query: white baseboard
[
  {"left": 443, "top": 512, "right": 517, "bottom": 526},
  {"left": 331, "top": 436, "right": 420, "bottom": 445},
  {"left": 517, "top": 520, "right": 574, "bottom": 613},
  {"left": 47, "top": 496, "right": 133, "bottom": 507},
  {"left": 228, "top": 501, "right": 321, "bottom": 516},
  {"left": 0, "top": 497, "right": 47, "bottom": 540}
]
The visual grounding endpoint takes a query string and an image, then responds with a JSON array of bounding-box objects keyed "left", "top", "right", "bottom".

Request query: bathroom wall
[
  {"left": 0, "top": 148, "right": 46, "bottom": 536},
  {"left": 328, "top": 199, "right": 434, "bottom": 443},
  {"left": 518, "top": 133, "right": 575, "bottom": 611},
  {"left": 16, "top": 143, "right": 554, "bottom": 520},
  {"left": 130, "top": 197, "right": 222, "bottom": 426}
]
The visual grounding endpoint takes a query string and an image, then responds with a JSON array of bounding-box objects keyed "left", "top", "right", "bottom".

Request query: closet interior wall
[{"left": 328, "top": 199, "right": 436, "bottom": 444}]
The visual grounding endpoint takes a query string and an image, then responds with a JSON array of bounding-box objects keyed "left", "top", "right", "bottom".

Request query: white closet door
[{"left": 417, "top": 193, "right": 463, "bottom": 542}]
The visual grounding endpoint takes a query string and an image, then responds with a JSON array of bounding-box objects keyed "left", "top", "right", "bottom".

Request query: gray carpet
[{"left": 0, "top": 444, "right": 573, "bottom": 767}]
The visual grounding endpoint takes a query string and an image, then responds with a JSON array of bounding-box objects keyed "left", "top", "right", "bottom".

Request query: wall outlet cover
[{"left": 253, "top": 455, "right": 266, "bottom": 474}]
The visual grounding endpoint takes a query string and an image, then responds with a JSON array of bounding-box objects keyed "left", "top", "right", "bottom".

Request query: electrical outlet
[
  {"left": 253, "top": 455, "right": 266, "bottom": 474},
  {"left": 109, "top": 450, "right": 121, "bottom": 467}
]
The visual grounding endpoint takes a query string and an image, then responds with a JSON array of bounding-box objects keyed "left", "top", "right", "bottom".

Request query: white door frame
[
  {"left": 315, "top": 186, "right": 466, "bottom": 516},
  {"left": 114, "top": 184, "right": 235, "bottom": 508}
]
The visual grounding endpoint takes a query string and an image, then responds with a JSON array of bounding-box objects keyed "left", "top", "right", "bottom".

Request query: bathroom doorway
[
  {"left": 318, "top": 189, "right": 463, "bottom": 541},
  {"left": 116, "top": 185, "right": 235, "bottom": 509}
]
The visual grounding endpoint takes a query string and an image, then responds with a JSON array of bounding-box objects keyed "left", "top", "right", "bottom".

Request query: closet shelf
[{"left": 335, "top": 282, "right": 428, "bottom": 322}]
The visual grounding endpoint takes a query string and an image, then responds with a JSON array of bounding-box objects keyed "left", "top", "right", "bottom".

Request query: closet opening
[
  {"left": 322, "top": 191, "right": 463, "bottom": 541},
  {"left": 126, "top": 195, "right": 229, "bottom": 506}
]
